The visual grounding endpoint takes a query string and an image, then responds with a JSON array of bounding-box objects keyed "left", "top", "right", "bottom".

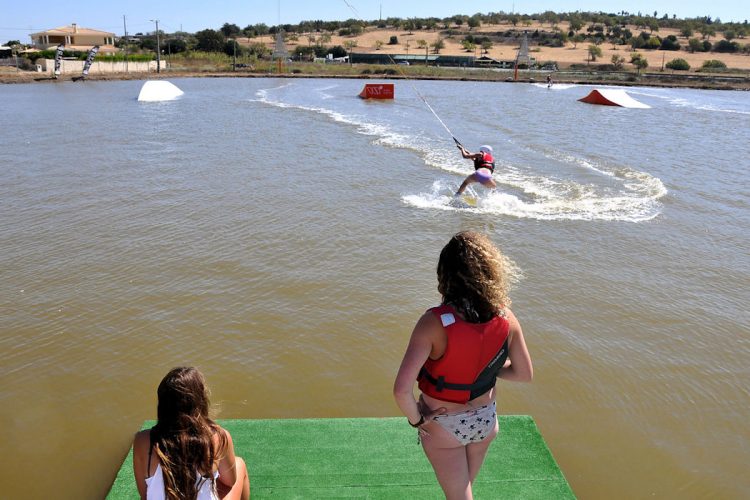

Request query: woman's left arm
[
  {"left": 132, "top": 430, "right": 150, "bottom": 500},
  {"left": 216, "top": 428, "right": 238, "bottom": 489},
  {"left": 393, "top": 312, "right": 440, "bottom": 425}
]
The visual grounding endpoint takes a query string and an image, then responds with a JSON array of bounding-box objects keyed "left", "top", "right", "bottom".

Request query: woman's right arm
[{"left": 499, "top": 309, "right": 533, "bottom": 382}]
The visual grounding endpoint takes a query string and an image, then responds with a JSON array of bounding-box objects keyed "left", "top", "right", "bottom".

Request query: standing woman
[
  {"left": 133, "top": 367, "right": 250, "bottom": 500},
  {"left": 394, "top": 231, "right": 533, "bottom": 500}
]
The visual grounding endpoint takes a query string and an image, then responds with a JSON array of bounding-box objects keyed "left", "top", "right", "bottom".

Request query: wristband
[{"left": 409, "top": 414, "right": 425, "bottom": 428}]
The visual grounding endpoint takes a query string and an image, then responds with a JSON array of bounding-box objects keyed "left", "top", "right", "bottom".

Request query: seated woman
[{"left": 133, "top": 366, "right": 250, "bottom": 500}]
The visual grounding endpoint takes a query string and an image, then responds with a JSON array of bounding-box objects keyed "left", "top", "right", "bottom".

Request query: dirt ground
[{"left": 276, "top": 20, "right": 750, "bottom": 72}]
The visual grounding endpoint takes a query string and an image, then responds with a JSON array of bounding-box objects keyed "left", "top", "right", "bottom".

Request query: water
[{"left": 1, "top": 77, "right": 749, "bottom": 499}]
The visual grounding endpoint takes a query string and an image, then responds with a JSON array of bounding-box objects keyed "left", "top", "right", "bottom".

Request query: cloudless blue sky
[{"left": 2, "top": 0, "right": 746, "bottom": 45}]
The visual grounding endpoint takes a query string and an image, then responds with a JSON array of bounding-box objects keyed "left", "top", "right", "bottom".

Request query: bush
[
  {"left": 645, "top": 37, "right": 662, "bottom": 49},
  {"left": 388, "top": 35, "right": 398, "bottom": 45},
  {"left": 660, "top": 37, "right": 681, "bottom": 51},
  {"left": 701, "top": 59, "right": 727, "bottom": 69},
  {"left": 666, "top": 58, "right": 690, "bottom": 70},
  {"left": 714, "top": 40, "right": 740, "bottom": 53}
]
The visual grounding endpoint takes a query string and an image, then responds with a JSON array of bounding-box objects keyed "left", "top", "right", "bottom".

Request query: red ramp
[
  {"left": 358, "top": 83, "right": 394, "bottom": 99},
  {"left": 578, "top": 89, "right": 650, "bottom": 108}
]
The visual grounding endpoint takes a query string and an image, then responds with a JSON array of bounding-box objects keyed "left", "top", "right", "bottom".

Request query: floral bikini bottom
[{"left": 432, "top": 401, "right": 497, "bottom": 445}]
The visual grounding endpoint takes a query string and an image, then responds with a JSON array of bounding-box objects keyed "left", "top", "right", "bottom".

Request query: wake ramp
[
  {"left": 578, "top": 89, "right": 650, "bottom": 108},
  {"left": 358, "top": 83, "right": 394, "bottom": 99},
  {"left": 137, "top": 81, "right": 184, "bottom": 102}
]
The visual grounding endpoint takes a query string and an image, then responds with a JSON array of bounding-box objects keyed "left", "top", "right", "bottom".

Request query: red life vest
[
  {"left": 418, "top": 304, "right": 510, "bottom": 404},
  {"left": 474, "top": 152, "right": 495, "bottom": 172}
]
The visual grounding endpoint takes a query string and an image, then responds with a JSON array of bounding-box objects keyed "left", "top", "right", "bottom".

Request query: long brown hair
[
  {"left": 437, "top": 231, "right": 512, "bottom": 323},
  {"left": 152, "top": 366, "right": 227, "bottom": 500}
]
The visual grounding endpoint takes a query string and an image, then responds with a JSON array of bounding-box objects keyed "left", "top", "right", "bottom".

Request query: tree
[
  {"left": 220, "top": 23, "right": 241, "bottom": 37},
  {"left": 587, "top": 44, "right": 602, "bottom": 62},
  {"left": 569, "top": 17, "right": 584, "bottom": 33},
  {"left": 699, "top": 25, "right": 716, "bottom": 40},
  {"left": 572, "top": 34, "right": 585, "bottom": 48},
  {"left": 328, "top": 45, "right": 348, "bottom": 58},
  {"left": 611, "top": 54, "right": 625, "bottom": 70},
  {"left": 431, "top": 38, "right": 445, "bottom": 54},
  {"left": 632, "top": 54, "right": 648, "bottom": 74},
  {"left": 680, "top": 26, "right": 694, "bottom": 39},
  {"left": 374, "top": 40, "right": 384, "bottom": 50},
  {"left": 481, "top": 40, "right": 493, "bottom": 54},
  {"left": 388, "top": 35, "right": 399, "bottom": 45},
  {"left": 468, "top": 17, "right": 481, "bottom": 30},
  {"left": 195, "top": 29, "right": 226, "bottom": 52},
  {"left": 163, "top": 38, "right": 187, "bottom": 54},
  {"left": 224, "top": 39, "right": 244, "bottom": 57}
]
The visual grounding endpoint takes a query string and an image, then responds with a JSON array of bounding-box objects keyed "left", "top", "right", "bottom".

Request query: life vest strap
[{"left": 418, "top": 367, "right": 489, "bottom": 392}]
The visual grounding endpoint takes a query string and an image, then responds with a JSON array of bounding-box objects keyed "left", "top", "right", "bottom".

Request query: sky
[{"left": 2, "top": 0, "right": 746, "bottom": 45}]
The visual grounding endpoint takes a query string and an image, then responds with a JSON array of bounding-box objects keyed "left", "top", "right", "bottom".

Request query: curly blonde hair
[{"left": 437, "top": 231, "right": 513, "bottom": 322}]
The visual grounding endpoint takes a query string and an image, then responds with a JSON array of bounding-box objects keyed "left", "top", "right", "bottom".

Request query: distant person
[
  {"left": 394, "top": 231, "right": 533, "bottom": 500},
  {"left": 454, "top": 144, "right": 497, "bottom": 197},
  {"left": 133, "top": 367, "right": 250, "bottom": 500},
  {"left": 546, "top": 74, "right": 553, "bottom": 88}
]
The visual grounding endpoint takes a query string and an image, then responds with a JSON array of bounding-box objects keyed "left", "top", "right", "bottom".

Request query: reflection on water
[{"left": 0, "top": 78, "right": 749, "bottom": 498}]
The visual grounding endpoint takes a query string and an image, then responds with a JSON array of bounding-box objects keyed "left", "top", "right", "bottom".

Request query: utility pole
[
  {"left": 123, "top": 15, "right": 128, "bottom": 73},
  {"left": 150, "top": 19, "right": 161, "bottom": 73}
]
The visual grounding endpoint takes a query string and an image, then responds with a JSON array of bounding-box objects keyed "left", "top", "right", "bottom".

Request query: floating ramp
[
  {"left": 107, "top": 416, "right": 574, "bottom": 499},
  {"left": 137, "top": 80, "right": 184, "bottom": 102},
  {"left": 579, "top": 88, "right": 650, "bottom": 108},
  {"left": 358, "top": 83, "right": 394, "bottom": 99}
]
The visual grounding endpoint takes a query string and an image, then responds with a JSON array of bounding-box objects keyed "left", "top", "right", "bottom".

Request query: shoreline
[{"left": 2, "top": 69, "right": 749, "bottom": 91}]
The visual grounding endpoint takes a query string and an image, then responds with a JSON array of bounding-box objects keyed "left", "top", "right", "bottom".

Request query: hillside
[{"left": 251, "top": 20, "right": 750, "bottom": 72}]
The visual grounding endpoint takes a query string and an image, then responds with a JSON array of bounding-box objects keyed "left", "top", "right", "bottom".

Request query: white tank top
[{"left": 145, "top": 463, "right": 220, "bottom": 500}]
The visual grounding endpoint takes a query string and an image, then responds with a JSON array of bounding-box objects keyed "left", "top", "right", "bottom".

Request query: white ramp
[
  {"left": 578, "top": 89, "right": 650, "bottom": 108},
  {"left": 137, "top": 80, "right": 184, "bottom": 102}
]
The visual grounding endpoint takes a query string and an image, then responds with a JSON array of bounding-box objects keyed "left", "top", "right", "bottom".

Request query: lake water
[{"left": 1, "top": 76, "right": 749, "bottom": 499}]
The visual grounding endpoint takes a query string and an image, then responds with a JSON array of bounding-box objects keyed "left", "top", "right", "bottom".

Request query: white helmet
[{"left": 479, "top": 145, "right": 493, "bottom": 153}]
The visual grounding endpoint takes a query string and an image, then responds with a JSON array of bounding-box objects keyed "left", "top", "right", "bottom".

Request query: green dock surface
[{"left": 107, "top": 416, "right": 574, "bottom": 499}]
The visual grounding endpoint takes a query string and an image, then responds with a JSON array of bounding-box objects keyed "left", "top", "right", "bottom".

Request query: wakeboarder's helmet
[{"left": 479, "top": 145, "right": 493, "bottom": 154}]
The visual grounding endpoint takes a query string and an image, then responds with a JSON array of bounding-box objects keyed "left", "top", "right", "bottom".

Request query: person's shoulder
[
  {"left": 134, "top": 429, "right": 150, "bottom": 445},
  {"left": 213, "top": 425, "right": 235, "bottom": 447},
  {"left": 133, "top": 429, "right": 152, "bottom": 460},
  {"left": 414, "top": 308, "right": 446, "bottom": 337}
]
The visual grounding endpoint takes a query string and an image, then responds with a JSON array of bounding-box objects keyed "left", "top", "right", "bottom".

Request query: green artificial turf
[{"left": 107, "top": 416, "right": 574, "bottom": 499}]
